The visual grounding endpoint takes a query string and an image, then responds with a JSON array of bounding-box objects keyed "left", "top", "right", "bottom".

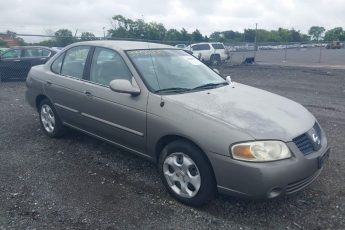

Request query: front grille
[
  {"left": 293, "top": 123, "right": 322, "bottom": 155},
  {"left": 286, "top": 170, "right": 321, "bottom": 194}
]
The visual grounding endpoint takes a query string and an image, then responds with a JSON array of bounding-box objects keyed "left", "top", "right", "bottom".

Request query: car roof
[
  {"left": 70, "top": 40, "right": 173, "bottom": 51},
  {"left": 10, "top": 46, "right": 54, "bottom": 50},
  {"left": 191, "top": 42, "right": 224, "bottom": 45}
]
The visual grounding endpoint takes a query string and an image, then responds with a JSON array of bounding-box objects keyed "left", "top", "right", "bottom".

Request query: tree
[
  {"left": 277, "top": 28, "right": 290, "bottom": 42},
  {"left": 0, "top": 39, "right": 7, "bottom": 47},
  {"left": 244, "top": 29, "right": 256, "bottom": 42},
  {"left": 191, "top": 29, "right": 203, "bottom": 42},
  {"left": 210, "top": 32, "right": 225, "bottom": 42},
  {"left": 36, "top": 39, "right": 57, "bottom": 47},
  {"left": 146, "top": 22, "right": 166, "bottom": 40},
  {"left": 289, "top": 29, "right": 302, "bottom": 42},
  {"left": 81, "top": 32, "right": 97, "bottom": 41},
  {"left": 180, "top": 28, "right": 191, "bottom": 41},
  {"left": 6, "top": 30, "right": 17, "bottom": 38},
  {"left": 165, "top": 29, "right": 181, "bottom": 41},
  {"left": 308, "top": 26, "right": 325, "bottom": 41},
  {"left": 55, "top": 29, "right": 75, "bottom": 47},
  {"left": 324, "top": 27, "right": 345, "bottom": 41}
]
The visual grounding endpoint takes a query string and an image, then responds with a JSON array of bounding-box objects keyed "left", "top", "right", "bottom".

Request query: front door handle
[
  {"left": 46, "top": 81, "right": 52, "bottom": 86},
  {"left": 13, "top": 59, "right": 21, "bottom": 62}
]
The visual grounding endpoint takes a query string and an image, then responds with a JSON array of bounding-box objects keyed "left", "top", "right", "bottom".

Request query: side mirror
[
  {"left": 213, "top": 68, "right": 220, "bottom": 74},
  {"left": 226, "top": 76, "right": 232, "bottom": 83},
  {"left": 109, "top": 79, "right": 141, "bottom": 96},
  {"left": 226, "top": 75, "right": 235, "bottom": 87}
]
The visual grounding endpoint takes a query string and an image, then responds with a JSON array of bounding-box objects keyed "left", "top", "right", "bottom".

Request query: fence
[
  {"left": 223, "top": 41, "right": 345, "bottom": 66},
  {"left": 1, "top": 33, "right": 345, "bottom": 68}
]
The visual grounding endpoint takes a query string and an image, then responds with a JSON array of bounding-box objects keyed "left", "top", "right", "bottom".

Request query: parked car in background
[
  {"left": 26, "top": 41, "right": 329, "bottom": 206},
  {"left": 186, "top": 42, "right": 229, "bottom": 66},
  {"left": 0, "top": 46, "right": 57, "bottom": 81},
  {"left": 326, "top": 41, "right": 342, "bottom": 49},
  {"left": 0, "top": 47, "right": 9, "bottom": 55},
  {"left": 174, "top": 44, "right": 187, "bottom": 49}
]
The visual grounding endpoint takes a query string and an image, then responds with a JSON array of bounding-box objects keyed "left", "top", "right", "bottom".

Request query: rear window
[
  {"left": 211, "top": 44, "right": 225, "bottom": 49},
  {"left": 192, "top": 44, "right": 210, "bottom": 51}
]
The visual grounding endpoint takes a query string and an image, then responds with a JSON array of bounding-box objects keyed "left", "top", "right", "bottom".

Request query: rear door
[
  {"left": 44, "top": 46, "right": 91, "bottom": 127},
  {"left": 79, "top": 47, "right": 147, "bottom": 154},
  {"left": 0, "top": 48, "right": 23, "bottom": 80}
]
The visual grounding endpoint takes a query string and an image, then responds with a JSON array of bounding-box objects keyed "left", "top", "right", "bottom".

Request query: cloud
[{"left": 0, "top": 0, "right": 344, "bottom": 40}]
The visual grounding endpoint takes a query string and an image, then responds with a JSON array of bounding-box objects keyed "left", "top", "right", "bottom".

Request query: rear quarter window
[
  {"left": 51, "top": 54, "right": 64, "bottom": 74},
  {"left": 211, "top": 44, "right": 225, "bottom": 49},
  {"left": 192, "top": 44, "right": 211, "bottom": 51}
]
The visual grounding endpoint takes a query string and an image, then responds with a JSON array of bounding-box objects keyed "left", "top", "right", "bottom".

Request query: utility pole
[
  {"left": 103, "top": 27, "right": 106, "bottom": 39},
  {"left": 74, "top": 29, "right": 78, "bottom": 38},
  {"left": 254, "top": 23, "right": 258, "bottom": 51}
]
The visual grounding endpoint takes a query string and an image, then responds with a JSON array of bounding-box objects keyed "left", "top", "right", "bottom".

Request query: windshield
[{"left": 127, "top": 49, "right": 226, "bottom": 93}]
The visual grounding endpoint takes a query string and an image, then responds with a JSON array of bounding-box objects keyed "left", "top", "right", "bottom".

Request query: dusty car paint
[{"left": 26, "top": 41, "right": 329, "bottom": 200}]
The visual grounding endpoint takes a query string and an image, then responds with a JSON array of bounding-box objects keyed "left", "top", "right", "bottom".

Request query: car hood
[{"left": 164, "top": 83, "right": 315, "bottom": 141}]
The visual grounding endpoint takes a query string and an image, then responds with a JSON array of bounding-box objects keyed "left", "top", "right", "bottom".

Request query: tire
[
  {"left": 38, "top": 98, "right": 65, "bottom": 138},
  {"left": 210, "top": 54, "right": 221, "bottom": 66},
  {"left": 158, "top": 139, "right": 217, "bottom": 206}
]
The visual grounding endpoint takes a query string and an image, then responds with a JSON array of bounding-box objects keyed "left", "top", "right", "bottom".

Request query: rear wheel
[
  {"left": 210, "top": 54, "right": 221, "bottom": 66},
  {"left": 159, "top": 140, "right": 216, "bottom": 206},
  {"left": 38, "top": 99, "right": 65, "bottom": 138}
]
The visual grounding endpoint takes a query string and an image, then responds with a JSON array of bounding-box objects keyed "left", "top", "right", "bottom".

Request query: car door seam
[
  {"left": 80, "top": 112, "right": 144, "bottom": 137},
  {"left": 63, "top": 122, "right": 151, "bottom": 159},
  {"left": 54, "top": 103, "right": 78, "bottom": 113}
]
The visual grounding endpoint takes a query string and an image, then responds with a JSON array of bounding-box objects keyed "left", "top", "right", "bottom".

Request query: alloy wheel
[{"left": 40, "top": 104, "right": 55, "bottom": 133}]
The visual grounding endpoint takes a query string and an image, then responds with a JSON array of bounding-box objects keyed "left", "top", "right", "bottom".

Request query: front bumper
[{"left": 208, "top": 142, "right": 330, "bottom": 199}]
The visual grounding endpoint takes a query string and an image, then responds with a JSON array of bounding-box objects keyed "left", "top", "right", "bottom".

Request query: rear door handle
[
  {"left": 14, "top": 59, "right": 21, "bottom": 62},
  {"left": 84, "top": 91, "right": 92, "bottom": 97},
  {"left": 46, "top": 81, "right": 52, "bottom": 86}
]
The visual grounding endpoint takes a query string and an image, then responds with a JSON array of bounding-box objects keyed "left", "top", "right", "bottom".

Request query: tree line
[{"left": 1, "top": 15, "right": 345, "bottom": 48}]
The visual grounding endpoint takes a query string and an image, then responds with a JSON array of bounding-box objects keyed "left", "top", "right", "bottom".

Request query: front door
[
  {"left": 0, "top": 48, "right": 23, "bottom": 80},
  {"left": 80, "top": 47, "right": 147, "bottom": 154}
]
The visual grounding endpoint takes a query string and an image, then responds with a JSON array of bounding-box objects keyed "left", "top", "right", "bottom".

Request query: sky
[{"left": 0, "top": 0, "right": 344, "bottom": 40}]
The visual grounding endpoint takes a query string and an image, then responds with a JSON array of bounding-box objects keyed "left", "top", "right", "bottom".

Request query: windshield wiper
[
  {"left": 155, "top": 87, "right": 191, "bottom": 94},
  {"left": 193, "top": 82, "right": 228, "bottom": 90}
]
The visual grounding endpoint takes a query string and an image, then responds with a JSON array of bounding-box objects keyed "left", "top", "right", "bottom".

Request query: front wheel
[{"left": 159, "top": 140, "right": 216, "bottom": 206}]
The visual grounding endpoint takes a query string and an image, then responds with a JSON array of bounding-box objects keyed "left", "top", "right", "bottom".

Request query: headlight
[{"left": 231, "top": 141, "right": 291, "bottom": 162}]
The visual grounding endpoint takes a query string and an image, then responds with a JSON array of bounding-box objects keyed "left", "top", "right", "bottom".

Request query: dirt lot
[{"left": 0, "top": 64, "right": 344, "bottom": 229}]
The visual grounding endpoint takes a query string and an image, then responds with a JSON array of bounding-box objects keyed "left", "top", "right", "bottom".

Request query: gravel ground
[{"left": 0, "top": 64, "right": 344, "bottom": 229}]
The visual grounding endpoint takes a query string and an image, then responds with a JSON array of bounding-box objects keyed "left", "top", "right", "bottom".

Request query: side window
[
  {"left": 23, "top": 48, "right": 51, "bottom": 58},
  {"left": 89, "top": 47, "right": 132, "bottom": 86},
  {"left": 41, "top": 49, "right": 51, "bottom": 57},
  {"left": 199, "top": 44, "right": 210, "bottom": 50},
  {"left": 191, "top": 45, "right": 199, "bottom": 51},
  {"left": 61, "top": 46, "right": 90, "bottom": 79},
  {"left": 23, "top": 48, "right": 40, "bottom": 57},
  {"left": 51, "top": 54, "right": 64, "bottom": 74},
  {"left": 1, "top": 49, "right": 21, "bottom": 59}
]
